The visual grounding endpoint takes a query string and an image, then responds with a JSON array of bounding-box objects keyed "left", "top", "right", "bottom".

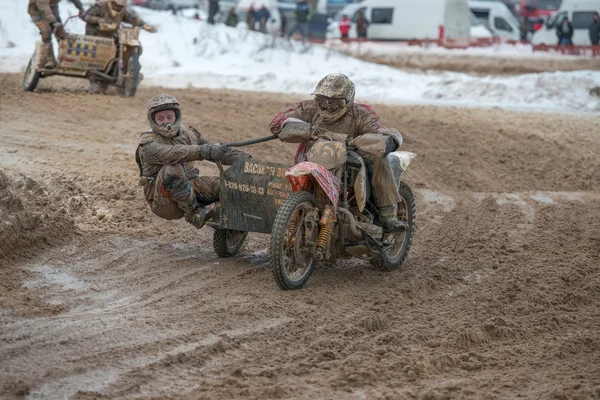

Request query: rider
[
  {"left": 28, "top": 0, "right": 85, "bottom": 69},
  {"left": 269, "top": 73, "right": 406, "bottom": 233},
  {"left": 82, "top": 0, "right": 157, "bottom": 38},
  {"left": 136, "top": 94, "right": 251, "bottom": 229},
  {"left": 82, "top": 0, "right": 156, "bottom": 93}
]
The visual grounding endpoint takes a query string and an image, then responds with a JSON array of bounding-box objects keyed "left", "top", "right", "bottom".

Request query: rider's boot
[
  {"left": 38, "top": 43, "right": 49, "bottom": 69},
  {"left": 379, "top": 205, "right": 408, "bottom": 233},
  {"left": 184, "top": 205, "right": 214, "bottom": 229},
  {"left": 43, "top": 43, "right": 57, "bottom": 69}
]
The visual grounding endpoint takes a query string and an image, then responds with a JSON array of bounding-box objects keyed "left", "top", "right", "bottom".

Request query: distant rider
[
  {"left": 28, "top": 0, "right": 85, "bottom": 69},
  {"left": 136, "top": 94, "right": 251, "bottom": 229},
  {"left": 82, "top": 0, "right": 156, "bottom": 38},
  {"left": 269, "top": 73, "right": 407, "bottom": 233},
  {"left": 82, "top": 0, "right": 156, "bottom": 93}
]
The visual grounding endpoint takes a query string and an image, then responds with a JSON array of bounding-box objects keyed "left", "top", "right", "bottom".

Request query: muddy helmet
[
  {"left": 312, "top": 73, "right": 355, "bottom": 124},
  {"left": 108, "top": 0, "right": 126, "bottom": 17},
  {"left": 147, "top": 94, "right": 182, "bottom": 139}
]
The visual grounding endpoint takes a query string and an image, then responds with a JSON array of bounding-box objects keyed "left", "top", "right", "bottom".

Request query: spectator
[
  {"left": 339, "top": 14, "right": 351, "bottom": 40},
  {"left": 519, "top": 17, "right": 529, "bottom": 41},
  {"left": 194, "top": 12, "right": 200, "bottom": 20},
  {"left": 246, "top": 4, "right": 256, "bottom": 31},
  {"left": 208, "top": 0, "right": 220, "bottom": 24},
  {"left": 356, "top": 10, "right": 369, "bottom": 40},
  {"left": 255, "top": 5, "right": 271, "bottom": 33},
  {"left": 280, "top": 11, "right": 288, "bottom": 37},
  {"left": 225, "top": 8, "right": 238, "bottom": 27},
  {"left": 556, "top": 16, "right": 573, "bottom": 46},
  {"left": 590, "top": 12, "right": 600, "bottom": 51},
  {"left": 287, "top": 0, "right": 311, "bottom": 44}
]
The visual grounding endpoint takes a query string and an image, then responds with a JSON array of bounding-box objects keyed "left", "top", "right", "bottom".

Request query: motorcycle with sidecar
[
  {"left": 23, "top": 23, "right": 147, "bottom": 96},
  {"left": 207, "top": 135, "right": 416, "bottom": 290}
]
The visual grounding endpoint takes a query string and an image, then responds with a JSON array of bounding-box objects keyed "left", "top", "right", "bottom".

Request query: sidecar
[
  {"left": 23, "top": 27, "right": 143, "bottom": 96},
  {"left": 209, "top": 158, "right": 294, "bottom": 258}
]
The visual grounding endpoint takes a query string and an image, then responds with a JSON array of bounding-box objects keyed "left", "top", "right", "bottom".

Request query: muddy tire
[
  {"left": 213, "top": 229, "right": 247, "bottom": 258},
  {"left": 23, "top": 57, "right": 40, "bottom": 92},
  {"left": 270, "top": 191, "right": 319, "bottom": 290},
  {"left": 373, "top": 181, "right": 416, "bottom": 272},
  {"left": 123, "top": 52, "right": 141, "bottom": 97}
]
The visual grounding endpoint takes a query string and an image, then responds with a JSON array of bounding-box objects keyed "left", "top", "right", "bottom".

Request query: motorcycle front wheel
[
  {"left": 123, "top": 51, "right": 141, "bottom": 97},
  {"left": 23, "top": 56, "right": 40, "bottom": 92},
  {"left": 270, "top": 191, "right": 319, "bottom": 290}
]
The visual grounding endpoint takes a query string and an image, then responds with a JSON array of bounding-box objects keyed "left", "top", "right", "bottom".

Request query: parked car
[
  {"left": 469, "top": 10, "right": 494, "bottom": 38},
  {"left": 138, "top": 0, "right": 200, "bottom": 11},
  {"left": 469, "top": 0, "right": 521, "bottom": 40},
  {"left": 325, "top": 2, "right": 365, "bottom": 39}
]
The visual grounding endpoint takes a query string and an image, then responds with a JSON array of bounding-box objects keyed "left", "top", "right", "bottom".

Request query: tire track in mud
[{"left": 1, "top": 73, "right": 599, "bottom": 399}]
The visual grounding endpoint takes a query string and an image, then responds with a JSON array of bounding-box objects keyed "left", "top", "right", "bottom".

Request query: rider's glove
[
  {"left": 199, "top": 144, "right": 229, "bottom": 162},
  {"left": 142, "top": 24, "right": 157, "bottom": 33},
  {"left": 278, "top": 119, "right": 318, "bottom": 143},
  {"left": 51, "top": 22, "right": 67, "bottom": 40},
  {"left": 350, "top": 133, "right": 392, "bottom": 159}
]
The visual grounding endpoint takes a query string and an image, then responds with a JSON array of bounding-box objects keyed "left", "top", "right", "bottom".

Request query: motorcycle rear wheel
[
  {"left": 373, "top": 181, "right": 416, "bottom": 271},
  {"left": 270, "top": 191, "right": 318, "bottom": 290}
]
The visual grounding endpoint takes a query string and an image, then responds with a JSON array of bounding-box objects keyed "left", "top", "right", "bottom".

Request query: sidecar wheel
[
  {"left": 213, "top": 229, "right": 247, "bottom": 258},
  {"left": 123, "top": 52, "right": 141, "bottom": 97},
  {"left": 270, "top": 191, "right": 318, "bottom": 290},
  {"left": 373, "top": 181, "right": 416, "bottom": 272},
  {"left": 23, "top": 57, "right": 40, "bottom": 92}
]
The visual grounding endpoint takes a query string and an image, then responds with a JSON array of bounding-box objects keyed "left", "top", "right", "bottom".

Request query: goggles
[{"left": 315, "top": 95, "right": 346, "bottom": 109}]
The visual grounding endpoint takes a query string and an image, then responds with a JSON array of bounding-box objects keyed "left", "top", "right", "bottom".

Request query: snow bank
[{"left": 1, "top": 0, "right": 598, "bottom": 113}]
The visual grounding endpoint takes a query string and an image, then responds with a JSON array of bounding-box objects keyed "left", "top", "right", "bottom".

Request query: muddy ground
[{"left": 1, "top": 73, "right": 599, "bottom": 400}]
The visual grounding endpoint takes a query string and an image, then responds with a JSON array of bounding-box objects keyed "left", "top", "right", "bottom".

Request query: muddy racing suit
[
  {"left": 137, "top": 125, "right": 250, "bottom": 223},
  {"left": 82, "top": 1, "right": 148, "bottom": 38},
  {"left": 270, "top": 100, "right": 403, "bottom": 213},
  {"left": 28, "top": 0, "right": 84, "bottom": 68}
]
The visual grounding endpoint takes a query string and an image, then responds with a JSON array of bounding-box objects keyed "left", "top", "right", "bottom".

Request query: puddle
[
  {"left": 418, "top": 189, "right": 457, "bottom": 212},
  {"left": 24, "top": 265, "right": 88, "bottom": 291}
]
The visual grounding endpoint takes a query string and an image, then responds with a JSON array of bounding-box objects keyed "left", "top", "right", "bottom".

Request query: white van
[
  {"left": 235, "top": 0, "right": 281, "bottom": 34},
  {"left": 531, "top": 0, "right": 599, "bottom": 45},
  {"left": 469, "top": 10, "right": 495, "bottom": 38},
  {"left": 469, "top": 0, "right": 521, "bottom": 40},
  {"left": 327, "top": 0, "right": 492, "bottom": 40}
]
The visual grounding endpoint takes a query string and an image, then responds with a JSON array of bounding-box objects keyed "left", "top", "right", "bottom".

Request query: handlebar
[{"left": 224, "top": 135, "right": 278, "bottom": 147}]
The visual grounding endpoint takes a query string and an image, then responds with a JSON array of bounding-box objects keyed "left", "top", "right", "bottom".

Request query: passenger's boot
[
  {"left": 44, "top": 43, "right": 56, "bottom": 69},
  {"left": 379, "top": 205, "right": 408, "bottom": 233},
  {"left": 184, "top": 205, "right": 214, "bottom": 229}
]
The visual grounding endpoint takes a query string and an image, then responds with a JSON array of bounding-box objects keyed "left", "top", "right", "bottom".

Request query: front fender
[{"left": 286, "top": 162, "right": 341, "bottom": 209}]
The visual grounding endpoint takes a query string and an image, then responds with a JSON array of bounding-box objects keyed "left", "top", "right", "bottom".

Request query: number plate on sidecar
[{"left": 220, "top": 158, "right": 293, "bottom": 234}]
